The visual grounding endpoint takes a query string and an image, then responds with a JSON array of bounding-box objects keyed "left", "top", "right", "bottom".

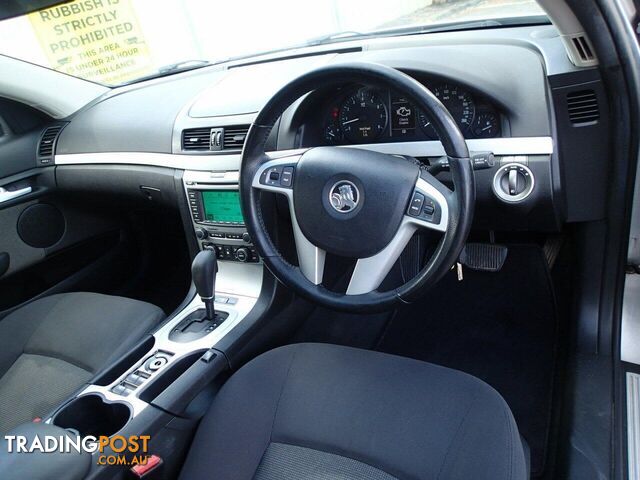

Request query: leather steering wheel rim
[{"left": 240, "top": 62, "right": 475, "bottom": 313}]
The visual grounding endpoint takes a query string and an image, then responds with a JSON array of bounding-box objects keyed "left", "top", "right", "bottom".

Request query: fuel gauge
[
  {"left": 472, "top": 112, "right": 500, "bottom": 138},
  {"left": 324, "top": 123, "right": 343, "bottom": 144}
]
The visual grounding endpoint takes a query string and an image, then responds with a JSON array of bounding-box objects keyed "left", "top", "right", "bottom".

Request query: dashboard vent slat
[
  {"left": 182, "top": 125, "right": 250, "bottom": 152},
  {"left": 567, "top": 90, "right": 599, "bottom": 125},
  {"left": 182, "top": 128, "right": 212, "bottom": 151},
  {"left": 38, "top": 125, "right": 64, "bottom": 159},
  {"left": 222, "top": 125, "right": 249, "bottom": 150},
  {"left": 564, "top": 34, "right": 598, "bottom": 67},
  {"left": 571, "top": 36, "right": 595, "bottom": 62}
]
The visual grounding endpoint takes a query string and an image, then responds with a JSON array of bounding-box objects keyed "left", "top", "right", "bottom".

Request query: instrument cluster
[{"left": 318, "top": 82, "right": 502, "bottom": 146}]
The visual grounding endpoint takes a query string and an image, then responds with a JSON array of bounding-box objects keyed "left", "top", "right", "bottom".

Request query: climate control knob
[{"left": 235, "top": 247, "right": 250, "bottom": 262}]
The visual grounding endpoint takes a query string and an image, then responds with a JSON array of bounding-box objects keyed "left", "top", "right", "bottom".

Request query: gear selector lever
[
  {"left": 191, "top": 250, "right": 218, "bottom": 320},
  {"left": 169, "top": 250, "right": 228, "bottom": 343}
]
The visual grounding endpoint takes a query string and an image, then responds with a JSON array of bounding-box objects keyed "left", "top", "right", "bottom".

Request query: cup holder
[{"left": 53, "top": 394, "right": 131, "bottom": 437}]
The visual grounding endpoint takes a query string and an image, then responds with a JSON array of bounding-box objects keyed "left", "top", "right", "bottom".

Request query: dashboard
[
  {"left": 307, "top": 80, "right": 503, "bottom": 147},
  {"left": 47, "top": 24, "right": 611, "bottom": 234}
]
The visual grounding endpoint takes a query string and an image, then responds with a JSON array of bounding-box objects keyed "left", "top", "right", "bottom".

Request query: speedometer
[
  {"left": 433, "top": 84, "right": 476, "bottom": 132},
  {"left": 339, "top": 89, "right": 388, "bottom": 143}
]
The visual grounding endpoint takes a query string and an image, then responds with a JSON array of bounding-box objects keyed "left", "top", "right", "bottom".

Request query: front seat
[
  {"left": 0, "top": 292, "right": 164, "bottom": 433},
  {"left": 180, "top": 343, "right": 528, "bottom": 480}
]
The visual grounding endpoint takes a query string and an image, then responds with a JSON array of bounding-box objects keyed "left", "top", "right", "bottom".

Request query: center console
[{"left": 35, "top": 170, "right": 266, "bottom": 478}]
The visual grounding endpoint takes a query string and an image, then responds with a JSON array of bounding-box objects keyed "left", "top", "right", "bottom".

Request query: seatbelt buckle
[{"left": 130, "top": 454, "right": 163, "bottom": 479}]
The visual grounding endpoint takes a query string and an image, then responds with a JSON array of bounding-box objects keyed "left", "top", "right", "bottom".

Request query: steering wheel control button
[
  {"left": 492, "top": 163, "right": 535, "bottom": 203},
  {"left": 409, "top": 189, "right": 442, "bottom": 224},
  {"left": 280, "top": 166, "right": 294, "bottom": 187},
  {"left": 408, "top": 192, "right": 425, "bottom": 216},
  {"left": 260, "top": 164, "right": 295, "bottom": 188},
  {"left": 328, "top": 181, "right": 360, "bottom": 213},
  {"left": 423, "top": 203, "right": 436, "bottom": 216},
  {"left": 260, "top": 166, "right": 283, "bottom": 187}
]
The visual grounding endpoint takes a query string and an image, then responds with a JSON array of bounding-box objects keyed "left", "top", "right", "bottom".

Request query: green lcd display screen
[{"left": 201, "top": 191, "right": 244, "bottom": 224}]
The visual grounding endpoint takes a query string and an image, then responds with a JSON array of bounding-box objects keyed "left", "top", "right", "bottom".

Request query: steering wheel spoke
[
  {"left": 252, "top": 154, "right": 326, "bottom": 285},
  {"left": 346, "top": 173, "right": 451, "bottom": 295},
  {"left": 346, "top": 219, "right": 417, "bottom": 295}
]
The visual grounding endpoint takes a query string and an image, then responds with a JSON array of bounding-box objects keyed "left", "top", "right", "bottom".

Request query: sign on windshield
[
  {"left": 28, "top": 0, "right": 154, "bottom": 85},
  {"left": 0, "top": 0, "right": 545, "bottom": 86}
]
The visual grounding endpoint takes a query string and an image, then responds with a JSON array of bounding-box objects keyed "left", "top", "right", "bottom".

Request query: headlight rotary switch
[{"left": 492, "top": 163, "right": 535, "bottom": 203}]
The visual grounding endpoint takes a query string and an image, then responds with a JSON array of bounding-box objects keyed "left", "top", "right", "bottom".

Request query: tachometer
[
  {"left": 339, "top": 89, "right": 388, "bottom": 143},
  {"left": 433, "top": 84, "right": 476, "bottom": 132}
]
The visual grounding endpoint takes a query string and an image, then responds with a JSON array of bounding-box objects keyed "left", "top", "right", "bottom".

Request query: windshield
[{"left": 0, "top": 0, "right": 545, "bottom": 86}]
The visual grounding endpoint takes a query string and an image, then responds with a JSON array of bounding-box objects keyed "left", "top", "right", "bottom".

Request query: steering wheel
[{"left": 240, "top": 63, "right": 474, "bottom": 312}]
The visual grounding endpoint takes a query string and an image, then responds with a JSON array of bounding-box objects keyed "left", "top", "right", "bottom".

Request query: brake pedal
[{"left": 459, "top": 243, "right": 508, "bottom": 272}]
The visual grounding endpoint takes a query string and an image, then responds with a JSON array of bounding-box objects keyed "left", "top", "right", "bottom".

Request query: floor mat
[{"left": 376, "top": 245, "right": 558, "bottom": 476}]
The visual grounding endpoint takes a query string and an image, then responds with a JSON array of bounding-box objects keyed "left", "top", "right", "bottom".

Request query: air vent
[
  {"left": 563, "top": 34, "right": 598, "bottom": 67},
  {"left": 38, "top": 125, "right": 64, "bottom": 162},
  {"left": 571, "top": 36, "right": 595, "bottom": 63},
  {"left": 567, "top": 90, "right": 599, "bottom": 125},
  {"left": 222, "top": 125, "right": 249, "bottom": 150},
  {"left": 182, "top": 127, "right": 212, "bottom": 151},
  {"left": 182, "top": 125, "right": 250, "bottom": 152}
]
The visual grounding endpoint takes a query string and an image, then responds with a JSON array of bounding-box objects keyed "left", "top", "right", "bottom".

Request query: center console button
[
  {"left": 145, "top": 355, "right": 168, "bottom": 372},
  {"left": 125, "top": 373, "right": 145, "bottom": 387},
  {"left": 235, "top": 247, "right": 250, "bottom": 262}
]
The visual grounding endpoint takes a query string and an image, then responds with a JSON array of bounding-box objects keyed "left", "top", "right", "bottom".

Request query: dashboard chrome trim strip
[
  {"left": 54, "top": 137, "right": 553, "bottom": 171},
  {"left": 55, "top": 151, "right": 243, "bottom": 171},
  {"left": 343, "top": 136, "right": 554, "bottom": 157}
]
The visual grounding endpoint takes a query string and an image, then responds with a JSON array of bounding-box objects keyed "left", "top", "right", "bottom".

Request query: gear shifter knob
[{"left": 191, "top": 250, "right": 218, "bottom": 319}]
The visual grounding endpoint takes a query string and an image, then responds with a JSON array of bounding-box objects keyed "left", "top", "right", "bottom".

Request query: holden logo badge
[{"left": 329, "top": 181, "right": 359, "bottom": 213}]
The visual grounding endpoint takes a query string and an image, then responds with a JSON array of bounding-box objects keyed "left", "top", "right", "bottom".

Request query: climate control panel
[
  {"left": 204, "top": 242, "right": 259, "bottom": 263},
  {"left": 192, "top": 224, "right": 259, "bottom": 263}
]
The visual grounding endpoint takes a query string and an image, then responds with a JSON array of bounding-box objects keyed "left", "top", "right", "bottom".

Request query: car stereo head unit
[
  {"left": 190, "top": 190, "right": 244, "bottom": 226},
  {"left": 186, "top": 186, "right": 259, "bottom": 263}
]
